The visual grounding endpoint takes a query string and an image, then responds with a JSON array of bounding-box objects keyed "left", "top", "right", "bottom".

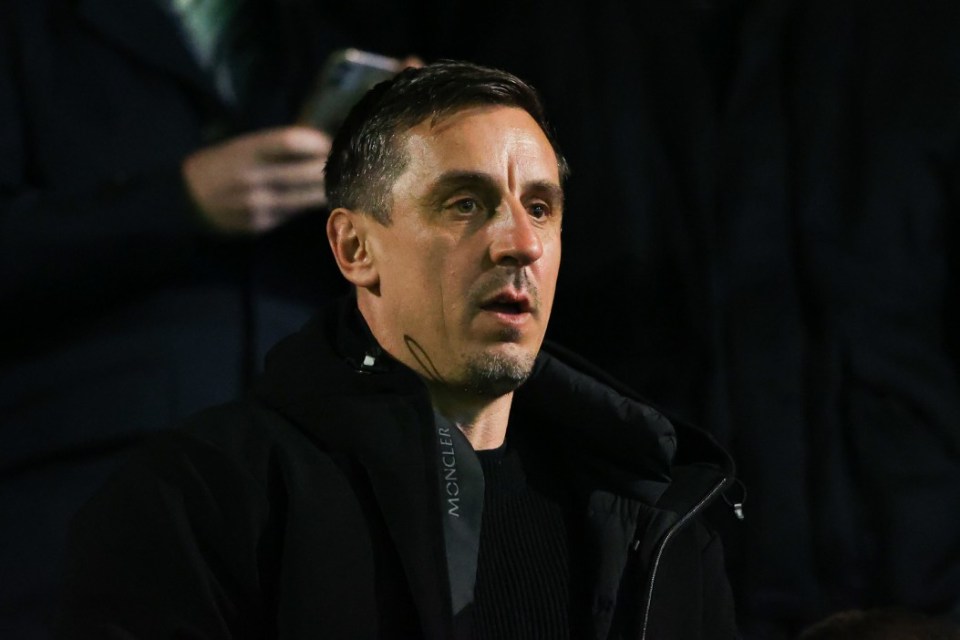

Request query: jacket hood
[{"left": 254, "top": 297, "right": 735, "bottom": 512}]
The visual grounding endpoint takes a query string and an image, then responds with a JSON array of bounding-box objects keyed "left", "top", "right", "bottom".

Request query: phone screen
[{"left": 300, "top": 49, "right": 403, "bottom": 134}]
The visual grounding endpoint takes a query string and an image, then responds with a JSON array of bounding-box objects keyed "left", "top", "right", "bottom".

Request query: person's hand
[{"left": 182, "top": 126, "right": 331, "bottom": 234}]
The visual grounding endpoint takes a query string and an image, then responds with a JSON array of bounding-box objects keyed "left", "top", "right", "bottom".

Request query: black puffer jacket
[{"left": 58, "top": 298, "right": 738, "bottom": 639}]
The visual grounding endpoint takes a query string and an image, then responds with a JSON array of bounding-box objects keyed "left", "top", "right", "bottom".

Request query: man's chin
[{"left": 460, "top": 348, "right": 536, "bottom": 398}]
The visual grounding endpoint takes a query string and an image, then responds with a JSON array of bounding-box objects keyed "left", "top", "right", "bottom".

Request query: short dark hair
[{"left": 324, "top": 60, "right": 570, "bottom": 223}]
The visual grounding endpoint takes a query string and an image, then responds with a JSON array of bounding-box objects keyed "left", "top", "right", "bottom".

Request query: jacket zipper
[{"left": 636, "top": 476, "right": 730, "bottom": 640}]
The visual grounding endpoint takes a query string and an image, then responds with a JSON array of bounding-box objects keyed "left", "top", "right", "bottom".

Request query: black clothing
[
  {"left": 58, "top": 299, "right": 738, "bottom": 639},
  {"left": 469, "top": 441, "right": 578, "bottom": 639},
  {"left": 0, "top": 2, "right": 351, "bottom": 635}
]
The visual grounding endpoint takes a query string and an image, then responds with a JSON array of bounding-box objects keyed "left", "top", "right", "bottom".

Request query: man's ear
[{"left": 326, "top": 208, "right": 380, "bottom": 289}]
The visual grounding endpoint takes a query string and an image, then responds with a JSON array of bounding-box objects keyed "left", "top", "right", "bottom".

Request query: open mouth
[
  {"left": 480, "top": 293, "right": 532, "bottom": 315},
  {"left": 483, "top": 301, "right": 523, "bottom": 314}
]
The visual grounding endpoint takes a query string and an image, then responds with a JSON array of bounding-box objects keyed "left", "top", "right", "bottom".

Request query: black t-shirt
[{"left": 457, "top": 434, "right": 585, "bottom": 639}]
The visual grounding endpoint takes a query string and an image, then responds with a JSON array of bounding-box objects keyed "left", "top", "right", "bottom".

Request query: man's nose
[{"left": 489, "top": 199, "right": 543, "bottom": 266}]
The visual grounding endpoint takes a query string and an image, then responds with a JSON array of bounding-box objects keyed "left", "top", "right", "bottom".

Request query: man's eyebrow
[
  {"left": 524, "top": 180, "right": 565, "bottom": 208},
  {"left": 419, "top": 171, "right": 500, "bottom": 208},
  {"left": 428, "top": 170, "right": 497, "bottom": 193},
  {"left": 422, "top": 171, "right": 564, "bottom": 207}
]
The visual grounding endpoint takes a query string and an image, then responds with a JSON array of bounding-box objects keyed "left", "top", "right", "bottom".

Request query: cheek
[
  {"left": 411, "top": 241, "right": 462, "bottom": 326},
  {"left": 438, "top": 265, "right": 474, "bottom": 324},
  {"left": 383, "top": 232, "right": 443, "bottom": 287}
]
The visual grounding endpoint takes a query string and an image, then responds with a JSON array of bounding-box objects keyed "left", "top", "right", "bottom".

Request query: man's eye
[
  {"left": 451, "top": 198, "right": 479, "bottom": 214},
  {"left": 529, "top": 202, "right": 550, "bottom": 219}
]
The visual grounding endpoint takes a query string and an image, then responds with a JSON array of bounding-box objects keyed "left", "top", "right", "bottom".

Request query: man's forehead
[{"left": 397, "top": 105, "right": 561, "bottom": 182}]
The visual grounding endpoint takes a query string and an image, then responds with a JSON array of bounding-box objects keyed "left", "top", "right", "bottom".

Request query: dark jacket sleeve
[{"left": 56, "top": 433, "right": 271, "bottom": 640}]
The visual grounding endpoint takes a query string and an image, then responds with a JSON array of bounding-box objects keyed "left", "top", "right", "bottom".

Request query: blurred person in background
[{"left": 0, "top": 0, "right": 419, "bottom": 635}]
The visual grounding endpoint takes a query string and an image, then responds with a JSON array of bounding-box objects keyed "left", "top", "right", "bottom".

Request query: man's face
[{"left": 363, "top": 105, "right": 563, "bottom": 397}]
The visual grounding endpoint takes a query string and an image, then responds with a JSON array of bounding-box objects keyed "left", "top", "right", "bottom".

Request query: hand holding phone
[
  {"left": 299, "top": 49, "right": 406, "bottom": 135},
  {"left": 183, "top": 127, "right": 331, "bottom": 234}
]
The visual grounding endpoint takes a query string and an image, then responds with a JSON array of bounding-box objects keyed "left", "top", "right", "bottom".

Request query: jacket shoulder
[{"left": 58, "top": 400, "right": 358, "bottom": 639}]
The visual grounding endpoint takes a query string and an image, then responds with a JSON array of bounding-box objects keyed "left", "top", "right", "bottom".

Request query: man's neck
[
  {"left": 428, "top": 387, "right": 513, "bottom": 451},
  {"left": 357, "top": 296, "right": 515, "bottom": 451}
]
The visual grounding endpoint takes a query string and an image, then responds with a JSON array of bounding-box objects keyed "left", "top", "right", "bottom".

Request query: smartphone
[{"left": 299, "top": 49, "right": 404, "bottom": 134}]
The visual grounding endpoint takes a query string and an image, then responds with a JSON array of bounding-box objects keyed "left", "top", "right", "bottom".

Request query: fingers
[
  {"left": 401, "top": 55, "right": 425, "bottom": 69},
  {"left": 243, "top": 186, "right": 328, "bottom": 233},
  {"left": 269, "top": 184, "right": 328, "bottom": 212},
  {"left": 215, "top": 187, "right": 328, "bottom": 234},
  {"left": 256, "top": 126, "right": 332, "bottom": 161},
  {"left": 251, "top": 157, "right": 327, "bottom": 190},
  {"left": 183, "top": 126, "right": 333, "bottom": 235},
  {"left": 251, "top": 183, "right": 328, "bottom": 212}
]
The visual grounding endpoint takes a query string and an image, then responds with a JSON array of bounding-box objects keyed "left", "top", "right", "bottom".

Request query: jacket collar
[
  {"left": 254, "top": 297, "right": 733, "bottom": 500},
  {"left": 255, "top": 299, "right": 454, "bottom": 640},
  {"left": 527, "top": 341, "right": 735, "bottom": 516}
]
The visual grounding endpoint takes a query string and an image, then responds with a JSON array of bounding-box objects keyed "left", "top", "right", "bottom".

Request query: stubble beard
[{"left": 460, "top": 329, "right": 537, "bottom": 397}]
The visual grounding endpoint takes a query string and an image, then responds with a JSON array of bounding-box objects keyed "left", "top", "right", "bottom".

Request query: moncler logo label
[
  {"left": 434, "top": 411, "right": 485, "bottom": 615},
  {"left": 437, "top": 425, "right": 461, "bottom": 517}
]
